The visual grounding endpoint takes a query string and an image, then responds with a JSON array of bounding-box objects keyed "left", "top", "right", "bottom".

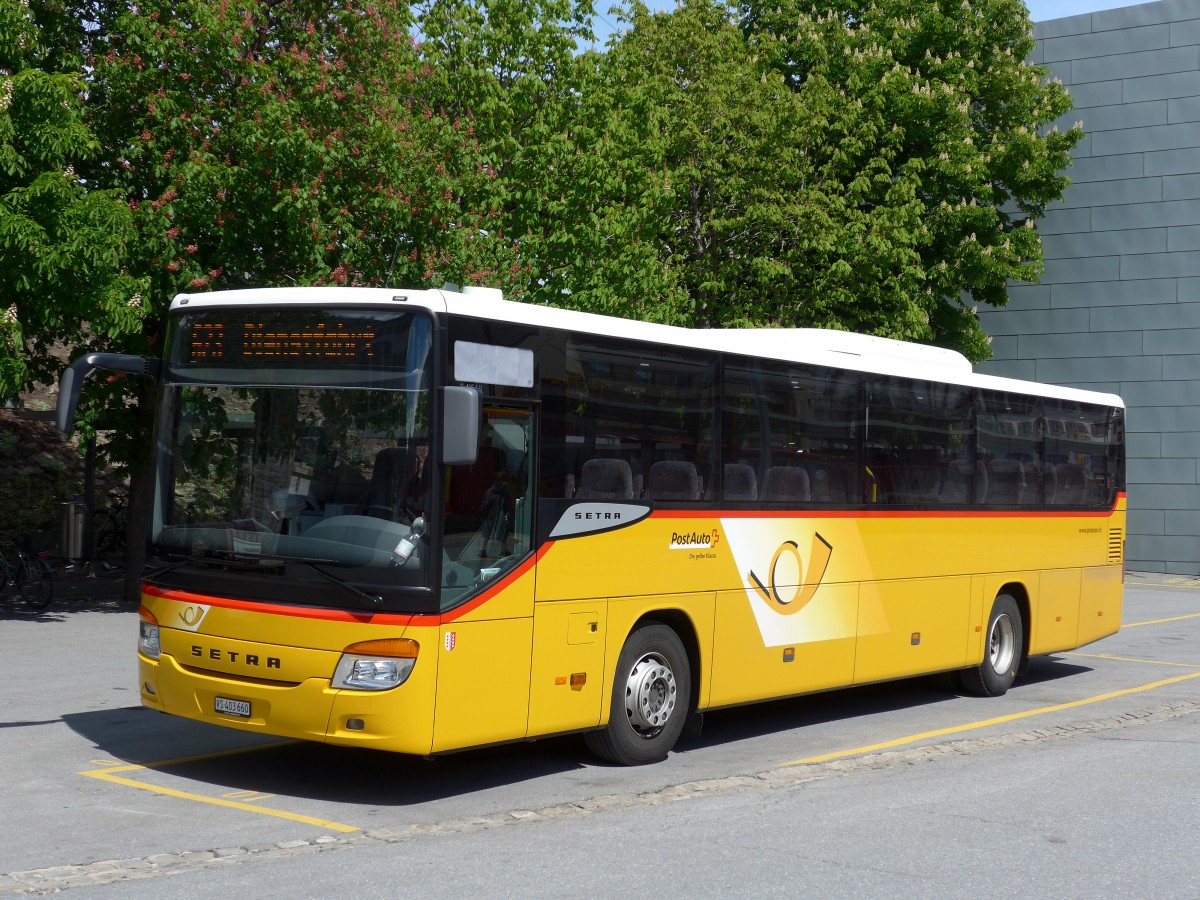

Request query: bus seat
[
  {"left": 800, "top": 463, "right": 841, "bottom": 503},
  {"left": 723, "top": 463, "right": 758, "bottom": 501},
  {"left": 445, "top": 446, "right": 504, "bottom": 515},
  {"left": 363, "top": 447, "right": 406, "bottom": 520},
  {"left": 988, "top": 459, "right": 1026, "bottom": 505},
  {"left": 574, "top": 458, "right": 634, "bottom": 500},
  {"left": 939, "top": 459, "right": 987, "bottom": 504},
  {"left": 762, "top": 466, "right": 810, "bottom": 502},
  {"left": 646, "top": 460, "right": 701, "bottom": 501},
  {"left": 810, "top": 466, "right": 832, "bottom": 502},
  {"left": 1053, "top": 463, "right": 1089, "bottom": 504}
]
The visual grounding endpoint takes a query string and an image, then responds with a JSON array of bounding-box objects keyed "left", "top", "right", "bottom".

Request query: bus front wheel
[
  {"left": 585, "top": 623, "right": 691, "bottom": 765},
  {"left": 961, "top": 593, "right": 1023, "bottom": 697}
]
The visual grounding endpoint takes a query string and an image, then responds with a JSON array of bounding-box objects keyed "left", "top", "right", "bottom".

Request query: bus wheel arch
[
  {"left": 1000, "top": 582, "right": 1032, "bottom": 674},
  {"left": 961, "top": 589, "right": 1026, "bottom": 697},
  {"left": 585, "top": 614, "right": 696, "bottom": 765}
]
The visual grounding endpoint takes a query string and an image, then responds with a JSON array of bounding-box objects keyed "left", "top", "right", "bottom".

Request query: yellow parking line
[
  {"left": 1126, "top": 579, "right": 1200, "bottom": 589},
  {"left": 778, "top": 670, "right": 1200, "bottom": 768},
  {"left": 79, "top": 745, "right": 360, "bottom": 833},
  {"left": 1124, "top": 612, "right": 1200, "bottom": 628},
  {"left": 1068, "top": 652, "right": 1200, "bottom": 669}
]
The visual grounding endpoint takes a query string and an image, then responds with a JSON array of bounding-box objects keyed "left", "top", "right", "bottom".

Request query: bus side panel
[
  {"left": 854, "top": 576, "right": 971, "bottom": 684},
  {"left": 431, "top": 616, "right": 533, "bottom": 753},
  {"left": 1078, "top": 565, "right": 1123, "bottom": 647},
  {"left": 709, "top": 583, "right": 858, "bottom": 708},
  {"left": 430, "top": 558, "right": 538, "bottom": 752},
  {"left": 1032, "top": 568, "right": 1083, "bottom": 655},
  {"left": 527, "top": 599, "right": 607, "bottom": 736}
]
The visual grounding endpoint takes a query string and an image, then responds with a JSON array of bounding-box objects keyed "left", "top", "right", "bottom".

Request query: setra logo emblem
[
  {"left": 176, "top": 604, "right": 210, "bottom": 631},
  {"left": 747, "top": 533, "right": 833, "bottom": 616}
]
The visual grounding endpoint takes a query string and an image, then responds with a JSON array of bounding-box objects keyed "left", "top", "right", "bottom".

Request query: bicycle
[
  {"left": 93, "top": 491, "right": 128, "bottom": 577},
  {"left": 0, "top": 536, "right": 55, "bottom": 611}
]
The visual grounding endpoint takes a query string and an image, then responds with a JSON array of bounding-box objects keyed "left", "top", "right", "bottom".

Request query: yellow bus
[{"left": 58, "top": 286, "right": 1126, "bottom": 765}]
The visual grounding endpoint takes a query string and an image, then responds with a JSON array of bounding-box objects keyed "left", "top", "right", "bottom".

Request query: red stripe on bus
[
  {"left": 141, "top": 584, "right": 411, "bottom": 624},
  {"left": 142, "top": 543, "right": 553, "bottom": 626},
  {"left": 413, "top": 544, "right": 551, "bottom": 625},
  {"left": 652, "top": 494, "right": 1125, "bottom": 521}
]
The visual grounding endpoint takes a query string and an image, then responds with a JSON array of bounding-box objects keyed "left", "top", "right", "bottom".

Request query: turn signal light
[
  {"left": 344, "top": 638, "right": 419, "bottom": 658},
  {"left": 139, "top": 607, "right": 161, "bottom": 660}
]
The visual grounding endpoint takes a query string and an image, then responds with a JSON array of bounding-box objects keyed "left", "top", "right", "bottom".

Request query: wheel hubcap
[
  {"left": 988, "top": 613, "right": 1016, "bottom": 674},
  {"left": 624, "top": 653, "right": 677, "bottom": 736}
]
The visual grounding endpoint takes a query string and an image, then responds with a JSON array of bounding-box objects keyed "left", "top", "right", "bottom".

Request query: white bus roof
[{"left": 170, "top": 286, "right": 1124, "bottom": 409}]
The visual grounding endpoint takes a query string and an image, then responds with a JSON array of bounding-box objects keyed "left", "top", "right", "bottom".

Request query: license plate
[{"left": 214, "top": 697, "right": 251, "bottom": 718}]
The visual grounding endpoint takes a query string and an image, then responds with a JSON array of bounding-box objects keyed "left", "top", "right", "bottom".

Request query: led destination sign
[
  {"left": 175, "top": 309, "right": 422, "bottom": 372},
  {"left": 188, "top": 322, "right": 380, "bottom": 364}
]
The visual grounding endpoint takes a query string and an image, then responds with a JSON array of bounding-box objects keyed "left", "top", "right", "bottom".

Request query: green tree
[
  {"left": 411, "top": 0, "right": 597, "bottom": 297},
  {"left": 541, "top": 0, "right": 1078, "bottom": 359},
  {"left": 0, "top": 0, "right": 144, "bottom": 401},
  {"left": 83, "top": 0, "right": 514, "bottom": 310},
  {"left": 529, "top": 0, "right": 810, "bottom": 325},
  {"left": 740, "top": 0, "right": 1081, "bottom": 359}
]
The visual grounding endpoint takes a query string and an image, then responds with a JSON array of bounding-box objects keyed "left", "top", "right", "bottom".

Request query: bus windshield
[{"left": 148, "top": 308, "right": 439, "bottom": 612}]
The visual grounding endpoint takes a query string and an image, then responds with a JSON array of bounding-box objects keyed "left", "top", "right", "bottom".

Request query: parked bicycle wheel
[
  {"left": 18, "top": 555, "right": 53, "bottom": 611},
  {"left": 94, "top": 501, "right": 127, "bottom": 576}
]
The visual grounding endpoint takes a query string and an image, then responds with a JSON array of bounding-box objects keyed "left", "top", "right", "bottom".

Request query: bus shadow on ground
[
  {"left": 62, "top": 706, "right": 590, "bottom": 805},
  {"left": 583, "top": 655, "right": 1087, "bottom": 768},
  {"left": 680, "top": 655, "right": 1092, "bottom": 756},
  {"left": 61, "top": 657, "right": 1093, "bottom": 806}
]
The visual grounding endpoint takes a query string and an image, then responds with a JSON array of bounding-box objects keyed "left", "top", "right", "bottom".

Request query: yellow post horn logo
[
  {"left": 748, "top": 533, "right": 833, "bottom": 616},
  {"left": 179, "top": 605, "right": 206, "bottom": 627}
]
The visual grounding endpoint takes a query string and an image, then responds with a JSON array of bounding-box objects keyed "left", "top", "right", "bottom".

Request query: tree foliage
[
  {"left": 411, "top": 0, "right": 596, "bottom": 299},
  {"left": 0, "top": 0, "right": 144, "bottom": 400},
  {"left": 527, "top": 0, "right": 1079, "bottom": 359},
  {"left": 85, "top": 0, "right": 517, "bottom": 306},
  {"left": 740, "top": 0, "right": 1081, "bottom": 357}
]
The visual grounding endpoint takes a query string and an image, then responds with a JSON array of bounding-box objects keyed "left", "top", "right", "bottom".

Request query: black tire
[
  {"left": 960, "top": 593, "right": 1022, "bottom": 697},
  {"left": 585, "top": 623, "right": 691, "bottom": 765},
  {"left": 94, "top": 518, "right": 125, "bottom": 576},
  {"left": 19, "top": 558, "right": 54, "bottom": 611}
]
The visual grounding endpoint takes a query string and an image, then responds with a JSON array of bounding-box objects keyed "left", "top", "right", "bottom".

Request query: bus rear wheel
[
  {"left": 585, "top": 623, "right": 690, "bottom": 765},
  {"left": 961, "top": 593, "right": 1023, "bottom": 697}
]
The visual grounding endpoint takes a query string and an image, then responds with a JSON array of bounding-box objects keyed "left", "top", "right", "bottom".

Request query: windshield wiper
[
  {"left": 159, "top": 552, "right": 383, "bottom": 611},
  {"left": 294, "top": 559, "right": 383, "bottom": 611}
]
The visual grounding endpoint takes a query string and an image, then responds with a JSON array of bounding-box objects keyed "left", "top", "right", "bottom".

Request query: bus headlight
[
  {"left": 333, "top": 638, "right": 419, "bottom": 691},
  {"left": 139, "top": 608, "right": 161, "bottom": 660}
]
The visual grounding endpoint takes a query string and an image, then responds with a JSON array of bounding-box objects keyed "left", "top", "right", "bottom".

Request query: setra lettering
[{"left": 191, "top": 645, "right": 280, "bottom": 669}]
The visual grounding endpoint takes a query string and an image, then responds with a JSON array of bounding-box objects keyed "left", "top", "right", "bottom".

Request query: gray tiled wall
[{"left": 976, "top": 0, "right": 1200, "bottom": 574}]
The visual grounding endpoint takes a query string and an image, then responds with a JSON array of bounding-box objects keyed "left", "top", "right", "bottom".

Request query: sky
[
  {"left": 591, "top": 0, "right": 1146, "bottom": 45},
  {"left": 1023, "top": 0, "right": 1137, "bottom": 18}
]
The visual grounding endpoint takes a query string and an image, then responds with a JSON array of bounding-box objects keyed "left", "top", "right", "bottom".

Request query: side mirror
[
  {"left": 57, "top": 353, "right": 161, "bottom": 437},
  {"left": 441, "top": 386, "right": 481, "bottom": 466}
]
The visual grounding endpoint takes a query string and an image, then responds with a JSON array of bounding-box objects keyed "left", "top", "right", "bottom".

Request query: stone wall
[
  {"left": 0, "top": 413, "right": 84, "bottom": 556},
  {"left": 977, "top": 0, "right": 1200, "bottom": 574}
]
